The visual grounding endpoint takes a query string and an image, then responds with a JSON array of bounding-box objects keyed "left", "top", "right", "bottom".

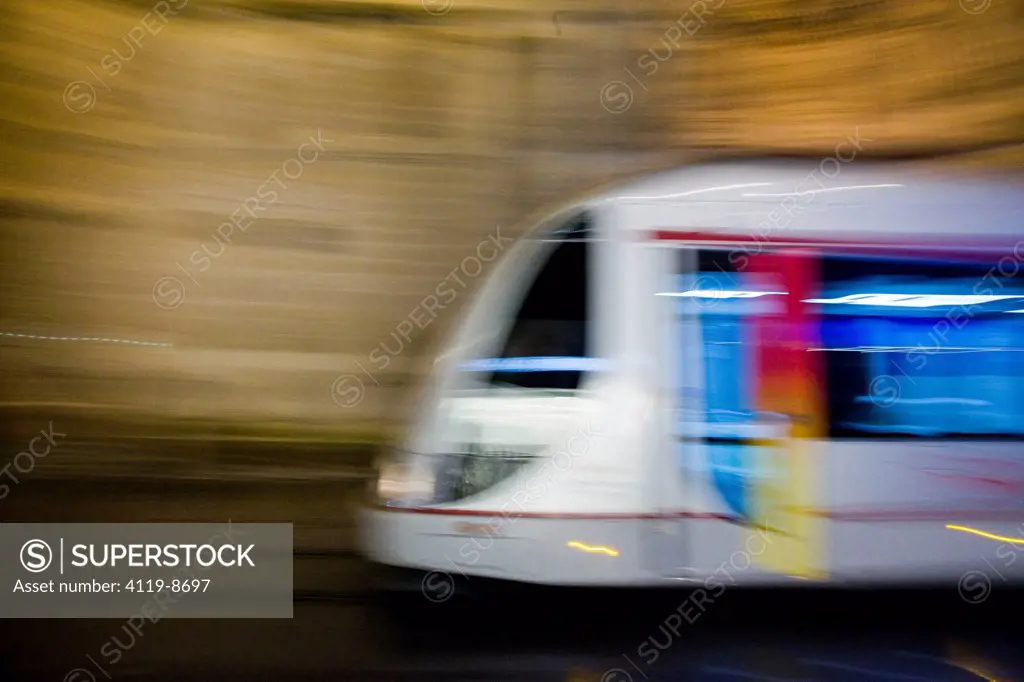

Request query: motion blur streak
[
  {"left": 0, "top": 332, "right": 172, "bottom": 347},
  {"left": 566, "top": 541, "right": 620, "bottom": 557},
  {"left": 946, "top": 525, "right": 1024, "bottom": 545}
]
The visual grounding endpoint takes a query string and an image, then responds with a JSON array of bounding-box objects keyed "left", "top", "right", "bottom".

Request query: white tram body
[{"left": 360, "top": 159, "right": 1024, "bottom": 589}]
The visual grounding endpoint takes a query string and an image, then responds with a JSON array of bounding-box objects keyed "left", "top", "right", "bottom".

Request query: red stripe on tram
[
  {"left": 370, "top": 505, "right": 1024, "bottom": 523},
  {"left": 650, "top": 231, "right": 1013, "bottom": 260}
]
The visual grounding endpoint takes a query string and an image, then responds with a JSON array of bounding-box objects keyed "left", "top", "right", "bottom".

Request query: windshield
[
  {"left": 458, "top": 211, "right": 593, "bottom": 392},
  {"left": 377, "top": 211, "right": 601, "bottom": 506}
]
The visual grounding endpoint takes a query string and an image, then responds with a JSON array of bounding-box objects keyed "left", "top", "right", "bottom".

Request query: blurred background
[
  {"left": 2, "top": 0, "right": 1023, "bottom": 469},
  {"left": 1, "top": 1, "right": 1023, "bottom": 679}
]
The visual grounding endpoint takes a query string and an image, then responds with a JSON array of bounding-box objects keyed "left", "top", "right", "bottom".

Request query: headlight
[{"left": 375, "top": 456, "right": 436, "bottom": 506}]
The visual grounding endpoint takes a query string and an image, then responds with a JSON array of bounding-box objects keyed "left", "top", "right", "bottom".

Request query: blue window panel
[
  {"left": 702, "top": 314, "right": 755, "bottom": 425},
  {"left": 671, "top": 273, "right": 763, "bottom": 432},
  {"left": 818, "top": 273, "right": 1024, "bottom": 438}
]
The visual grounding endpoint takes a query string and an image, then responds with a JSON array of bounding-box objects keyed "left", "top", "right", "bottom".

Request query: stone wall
[
  {"left": 653, "top": 0, "right": 1024, "bottom": 158},
  {"left": 1, "top": 0, "right": 1021, "bottom": 435}
]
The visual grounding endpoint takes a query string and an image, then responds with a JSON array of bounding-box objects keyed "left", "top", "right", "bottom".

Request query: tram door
[{"left": 668, "top": 246, "right": 827, "bottom": 581}]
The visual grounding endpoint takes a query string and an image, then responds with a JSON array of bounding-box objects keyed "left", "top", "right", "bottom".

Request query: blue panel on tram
[{"left": 817, "top": 264, "right": 1024, "bottom": 439}]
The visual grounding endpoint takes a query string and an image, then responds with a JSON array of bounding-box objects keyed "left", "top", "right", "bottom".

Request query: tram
[{"left": 359, "top": 159, "right": 1024, "bottom": 592}]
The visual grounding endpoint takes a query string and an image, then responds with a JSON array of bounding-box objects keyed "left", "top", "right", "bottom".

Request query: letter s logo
[{"left": 20, "top": 539, "right": 52, "bottom": 573}]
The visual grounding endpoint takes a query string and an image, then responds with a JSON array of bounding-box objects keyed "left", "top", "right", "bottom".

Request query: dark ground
[{"left": 1, "top": 478, "right": 1022, "bottom": 681}]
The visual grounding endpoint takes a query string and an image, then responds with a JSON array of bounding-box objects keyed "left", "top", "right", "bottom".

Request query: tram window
[
  {"left": 671, "top": 248, "right": 1024, "bottom": 440},
  {"left": 672, "top": 248, "right": 761, "bottom": 429},
  {"left": 819, "top": 255, "right": 1024, "bottom": 440},
  {"left": 489, "top": 214, "right": 592, "bottom": 390}
]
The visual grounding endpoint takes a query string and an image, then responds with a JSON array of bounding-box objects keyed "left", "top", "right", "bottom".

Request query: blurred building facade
[{"left": 1, "top": 0, "right": 1021, "bottom": 436}]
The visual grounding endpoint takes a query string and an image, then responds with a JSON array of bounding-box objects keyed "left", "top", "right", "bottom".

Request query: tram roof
[
  {"left": 525, "top": 157, "right": 1024, "bottom": 245},
  {"left": 601, "top": 157, "right": 1023, "bottom": 209}
]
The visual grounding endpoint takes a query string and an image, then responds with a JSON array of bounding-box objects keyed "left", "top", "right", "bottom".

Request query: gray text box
[{"left": 1, "top": 523, "right": 292, "bottom": 618}]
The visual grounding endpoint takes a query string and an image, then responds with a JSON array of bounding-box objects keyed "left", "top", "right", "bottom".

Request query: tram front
[{"left": 359, "top": 209, "right": 625, "bottom": 590}]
